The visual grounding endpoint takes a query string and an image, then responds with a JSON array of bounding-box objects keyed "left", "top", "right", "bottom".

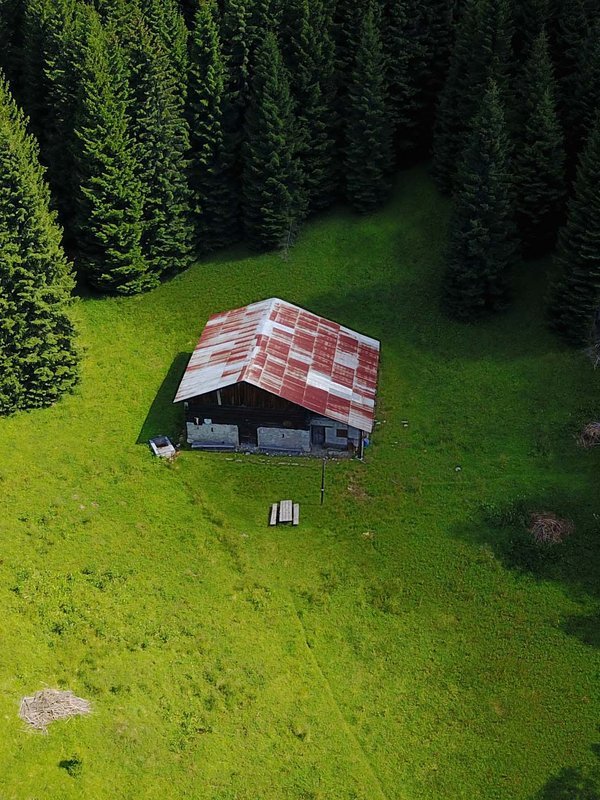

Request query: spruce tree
[
  {"left": 382, "top": 0, "right": 428, "bottom": 158},
  {"left": 219, "top": 0, "right": 250, "bottom": 241},
  {"left": 514, "top": 30, "right": 565, "bottom": 256},
  {"left": 187, "top": 0, "right": 231, "bottom": 252},
  {"left": 343, "top": 3, "right": 392, "bottom": 213},
  {"left": 73, "top": 10, "right": 148, "bottom": 294},
  {"left": 432, "top": 0, "right": 513, "bottom": 194},
  {"left": 126, "top": 15, "right": 193, "bottom": 278},
  {"left": 0, "top": 0, "right": 25, "bottom": 101},
  {"left": 572, "top": 21, "right": 600, "bottom": 156},
  {"left": 443, "top": 81, "right": 517, "bottom": 319},
  {"left": 242, "top": 32, "right": 306, "bottom": 250},
  {"left": 513, "top": 0, "right": 549, "bottom": 56},
  {"left": 281, "top": 0, "right": 338, "bottom": 211},
  {"left": 553, "top": 0, "right": 589, "bottom": 163},
  {"left": 0, "top": 73, "right": 78, "bottom": 414},
  {"left": 549, "top": 115, "right": 600, "bottom": 346},
  {"left": 142, "top": 0, "right": 189, "bottom": 91},
  {"left": 36, "top": 0, "right": 86, "bottom": 232}
]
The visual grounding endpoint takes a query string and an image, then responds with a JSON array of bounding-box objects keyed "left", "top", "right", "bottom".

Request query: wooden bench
[
  {"left": 268, "top": 500, "right": 300, "bottom": 527},
  {"left": 279, "top": 500, "right": 293, "bottom": 524}
]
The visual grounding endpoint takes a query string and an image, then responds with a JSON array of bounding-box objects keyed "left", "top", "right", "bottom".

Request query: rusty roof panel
[{"left": 174, "top": 298, "right": 380, "bottom": 432}]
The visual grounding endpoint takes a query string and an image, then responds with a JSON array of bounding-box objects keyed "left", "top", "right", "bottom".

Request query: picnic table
[{"left": 269, "top": 500, "right": 300, "bottom": 527}]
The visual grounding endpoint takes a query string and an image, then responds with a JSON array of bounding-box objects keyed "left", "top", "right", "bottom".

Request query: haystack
[
  {"left": 579, "top": 422, "right": 600, "bottom": 448},
  {"left": 529, "top": 512, "right": 574, "bottom": 546},
  {"left": 19, "top": 689, "right": 91, "bottom": 732}
]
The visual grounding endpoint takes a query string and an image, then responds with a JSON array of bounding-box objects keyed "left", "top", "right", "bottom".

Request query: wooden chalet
[{"left": 173, "top": 298, "right": 380, "bottom": 455}]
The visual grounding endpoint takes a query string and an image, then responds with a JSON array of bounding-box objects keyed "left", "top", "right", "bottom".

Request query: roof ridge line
[{"left": 239, "top": 297, "right": 279, "bottom": 383}]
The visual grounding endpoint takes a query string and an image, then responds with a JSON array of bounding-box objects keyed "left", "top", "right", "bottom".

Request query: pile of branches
[
  {"left": 19, "top": 689, "right": 91, "bottom": 732},
  {"left": 578, "top": 422, "right": 600, "bottom": 448},
  {"left": 529, "top": 512, "right": 574, "bottom": 546}
]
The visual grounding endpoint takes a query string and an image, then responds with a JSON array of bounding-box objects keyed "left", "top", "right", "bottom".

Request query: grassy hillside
[{"left": 0, "top": 167, "right": 599, "bottom": 799}]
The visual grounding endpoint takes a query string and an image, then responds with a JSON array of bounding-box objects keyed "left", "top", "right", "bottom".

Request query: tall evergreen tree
[
  {"left": 20, "top": 0, "right": 52, "bottom": 144},
  {"left": 187, "top": 0, "right": 231, "bottom": 252},
  {"left": 0, "top": 73, "right": 78, "bottom": 414},
  {"left": 344, "top": 3, "right": 392, "bottom": 212},
  {"left": 382, "top": 0, "right": 457, "bottom": 159},
  {"left": 433, "top": 0, "right": 513, "bottom": 194},
  {"left": 281, "top": 0, "right": 338, "bottom": 211},
  {"left": 219, "top": 0, "right": 251, "bottom": 240},
  {"left": 552, "top": 0, "right": 589, "bottom": 162},
  {"left": 514, "top": 29, "right": 565, "bottom": 256},
  {"left": 549, "top": 114, "right": 600, "bottom": 346},
  {"left": 247, "top": 0, "right": 281, "bottom": 45},
  {"left": 443, "top": 81, "right": 517, "bottom": 319},
  {"left": 513, "top": 0, "right": 549, "bottom": 56},
  {"left": 72, "top": 10, "right": 148, "bottom": 294},
  {"left": 0, "top": 0, "right": 26, "bottom": 103},
  {"left": 242, "top": 32, "right": 306, "bottom": 249},
  {"left": 35, "top": 0, "right": 86, "bottom": 232},
  {"left": 142, "top": 0, "right": 189, "bottom": 91},
  {"left": 126, "top": 15, "right": 193, "bottom": 278},
  {"left": 572, "top": 21, "right": 600, "bottom": 156},
  {"left": 412, "top": 0, "right": 457, "bottom": 155}
]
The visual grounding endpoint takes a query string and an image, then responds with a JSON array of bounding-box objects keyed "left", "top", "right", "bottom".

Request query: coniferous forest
[{"left": 1, "top": 0, "right": 600, "bottom": 412}]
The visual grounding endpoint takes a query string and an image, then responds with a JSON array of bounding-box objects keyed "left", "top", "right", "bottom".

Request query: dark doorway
[{"left": 311, "top": 425, "right": 326, "bottom": 446}]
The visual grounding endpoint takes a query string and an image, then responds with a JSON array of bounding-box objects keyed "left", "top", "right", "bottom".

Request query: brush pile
[
  {"left": 529, "top": 512, "right": 574, "bottom": 546},
  {"left": 579, "top": 422, "right": 600, "bottom": 448},
  {"left": 19, "top": 689, "right": 91, "bottom": 732}
]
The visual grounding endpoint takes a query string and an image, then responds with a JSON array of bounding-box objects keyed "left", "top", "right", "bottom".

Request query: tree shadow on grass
[
  {"left": 533, "top": 767, "right": 600, "bottom": 799},
  {"left": 304, "top": 256, "right": 570, "bottom": 366},
  {"left": 455, "top": 488, "right": 600, "bottom": 649},
  {"left": 137, "top": 352, "right": 190, "bottom": 445}
]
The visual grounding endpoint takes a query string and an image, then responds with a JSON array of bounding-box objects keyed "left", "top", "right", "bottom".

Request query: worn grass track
[{"left": 0, "top": 167, "right": 599, "bottom": 799}]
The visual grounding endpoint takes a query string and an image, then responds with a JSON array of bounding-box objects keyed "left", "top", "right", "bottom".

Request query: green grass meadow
[{"left": 1, "top": 167, "right": 599, "bottom": 799}]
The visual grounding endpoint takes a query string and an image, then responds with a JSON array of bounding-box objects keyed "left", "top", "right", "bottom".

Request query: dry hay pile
[
  {"left": 19, "top": 689, "right": 91, "bottom": 732},
  {"left": 579, "top": 422, "right": 600, "bottom": 448},
  {"left": 529, "top": 512, "right": 574, "bottom": 546}
]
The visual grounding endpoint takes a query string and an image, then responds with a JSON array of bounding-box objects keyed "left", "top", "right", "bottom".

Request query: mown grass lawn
[{"left": 0, "top": 166, "right": 599, "bottom": 800}]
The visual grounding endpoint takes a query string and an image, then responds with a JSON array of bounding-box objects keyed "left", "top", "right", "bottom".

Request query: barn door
[{"left": 311, "top": 425, "right": 325, "bottom": 446}]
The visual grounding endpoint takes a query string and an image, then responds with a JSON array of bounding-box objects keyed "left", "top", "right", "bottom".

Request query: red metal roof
[{"left": 174, "top": 298, "right": 380, "bottom": 432}]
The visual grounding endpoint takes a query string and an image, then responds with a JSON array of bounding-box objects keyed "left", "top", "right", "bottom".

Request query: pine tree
[
  {"left": 344, "top": 3, "right": 392, "bottom": 212},
  {"left": 242, "top": 32, "right": 306, "bottom": 250},
  {"left": 572, "top": 21, "right": 600, "bottom": 156},
  {"left": 72, "top": 10, "right": 148, "bottom": 294},
  {"left": 247, "top": 0, "right": 281, "bottom": 45},
  {"left": 36, "top": 0, "right": 86, "bottom": 232},
  {"left": 382, "top": 0, "right": 428, "bottom": 158},
  {"left": 432, "top": 0, "right": 513, "bottom": 194},
  {"left": 552, "top": 0, "right": 589, "bottom": 163},
  {"left": 443, "top": 81, "right": 517, "bottom": 319},
  {"left": 416, "top": 0, "right": 458, "bottom": 155},
  {"left": 281, "top": 0, "right": 338, "bottom": 211},
  {"left": 187, "top": 0, "right": 231, "bottom": 252},
  {"left": 514, "top": 29, "right": 565, "bottom": 256},
  {"left": 20, "top": 0, "right": 52, "bottom": 145},
  {"left": 142, "top": 0, "right": 189, "bottom": 91},
  {"left": 549, "top": 114, "right": 600, "bottom": 346},
  {"left": 219, "top": 0, "right": 251, "bottom": 241},
  {"left": 126, "top": 15, "right": 193, "bottom": 278},
  {"left": 0, "top": 0, "right": 25, "bottom": 99},
  {"left": 513, "top": 0, "right": 549, "bottom": 56},
  {"left": 0, "top": 73, "right": 78, "bottom": 414}
]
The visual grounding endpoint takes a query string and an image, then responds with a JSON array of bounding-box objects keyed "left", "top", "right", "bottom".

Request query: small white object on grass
[{"left": 455, "top": 466, "right": 462, "bottom": 472}]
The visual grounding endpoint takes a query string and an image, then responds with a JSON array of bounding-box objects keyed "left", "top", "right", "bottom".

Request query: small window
[{"left": 338, "top": 429, "right": 348, "bottom": 438}]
